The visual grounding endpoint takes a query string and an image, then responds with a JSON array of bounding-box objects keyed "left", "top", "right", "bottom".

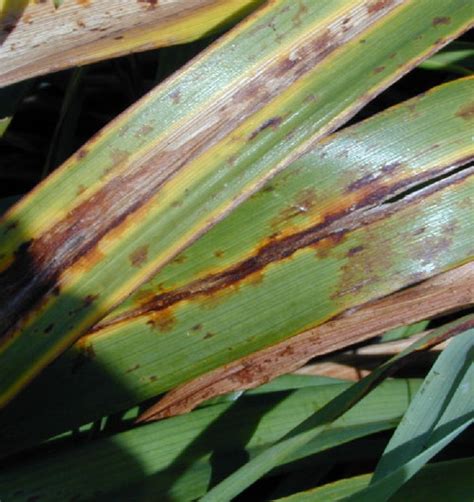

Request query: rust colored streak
[
  {"left": 100, "top": 165, "right": 474, "bottom": 330},
  {"left": 137, "top": 262, "right": 474, "bottom": 422}
]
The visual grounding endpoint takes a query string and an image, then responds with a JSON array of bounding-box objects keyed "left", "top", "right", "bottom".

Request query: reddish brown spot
[
  {"left": 138, "top": 0, "right": 158, "bottom": 7},
  {"left": 76, "top": 0, "right": 90, "bottom": 6},
  {"left": 214, "top": 250, "right": 225, "bottom": 258},
  {"left": 367, "top": 0, "right": 394, "bottom": 14},
  {"left": 76, "top": 185, "right": 87, "bottom": 196},
  {"left": 83, "top": 294, "right": 99, "bottom": 306},
  {"left": 432, "top": 17, "right": 450, "bottom": 26},
  {"left": 373, "top": 66, "right": 385, "bottom": 74},
  {"left": 76, "top": 148, "right": 88, "bottom": 159},
  {"left": 129, "top": 245, "right": 148, "bottom": 268},
  {"left": 147, "top": 309, "right": 176, "bottom": 332},
  {"left": 249, "top": 116, "right": 283, "bottom": 141},
  {"left": 314, "top": 232, "right": 347, "bottom": 258},
  {"left": 456, "top": 102, "right": 474, "bottom": 121},
  {"left": 136, "top": 124, "right": 154, "bottom": 137}
]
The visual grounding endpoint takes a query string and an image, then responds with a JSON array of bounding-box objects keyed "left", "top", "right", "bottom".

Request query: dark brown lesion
[{"left": 249, "top": 116, "right": 283, "bottom": 141}]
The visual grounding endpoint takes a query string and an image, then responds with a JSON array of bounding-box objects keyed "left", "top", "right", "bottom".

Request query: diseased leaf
[
  {"left": 1, "top": 0, "right": 471, "bottom": 408},
  {"left": 0, "top": 0, "right": 265, "bottom": 86},
  {"left": 1, "top": 77, "right": 473, "bottom": 456}
]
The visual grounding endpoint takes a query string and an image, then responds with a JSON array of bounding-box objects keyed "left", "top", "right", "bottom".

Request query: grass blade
[{"left": 200, "top": 316, "right": 474, "bottom": 501}]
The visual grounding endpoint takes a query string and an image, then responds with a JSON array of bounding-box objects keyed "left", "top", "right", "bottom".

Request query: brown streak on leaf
[{"left": 138, "top": 262, "right": 474, "bottom": 421}]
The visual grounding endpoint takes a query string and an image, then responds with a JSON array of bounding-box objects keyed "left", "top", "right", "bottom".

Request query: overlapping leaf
[
  {"left": 1, "top": 76, "right": 473, "bottom": 457},
  {"left": 0, "top": 0, "right": 264, "bottom": 86},
  {"left": 0, "top": 378, "right": 420, "bottom": 501},
  {"left": 1, "top": 0, "right": 472, "bottom": 408}
]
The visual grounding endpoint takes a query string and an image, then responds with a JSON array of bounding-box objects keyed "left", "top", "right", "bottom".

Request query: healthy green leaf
[
  {"left": 0, "top": 379, "right": 420, "bottom": 501},
  {"left": 200, "top": 316, "right": 474, "bottom": 501},
  {"left": 276, "top": 457, "right": 474, "bottom": 502}
]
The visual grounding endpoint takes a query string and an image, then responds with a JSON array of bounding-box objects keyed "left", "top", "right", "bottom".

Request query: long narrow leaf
[
  {"left": 1, "top": 77, "right": 473, "bottom": 456},
  {"left": 1, "top": 0, "right": 472, "bottom": 407},
  {"left": 0, "top": 379, "right": 420, "bottom": 501},
  {"left": 276, "top": 458, "right": 474, "bottom": 502},
  {"left": 0, "top": 0, "right": 264, "bottom": 86},
  {"left": 200, "top": 316, "right": 474, "bottom": 501}
]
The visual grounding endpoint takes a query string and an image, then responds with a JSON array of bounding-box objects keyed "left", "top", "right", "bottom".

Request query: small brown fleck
[
  {"left": 456, "top": 102, "right": 474, "bottom": 121},
  {"left": 44, "top": 323, "right": 54, "bottom": 334},
  {"left": 169, "top": 90, "right": 181, "bottom": 104},
  {"left": 204, "top": 332, "right": 215, "bottom": 339},
  {"left": 373, "top": 66, "right": 385, "bottom": 74},
  {"left": 76, "top": 148, "right": 88, "bottom": 159},
  {"left": 125, "top": 364, "right": 140, "bottom": 373},
  {"left": 136, "top": 124, "right": 154, "bottom": 137},
  {"left": 76, "top": 0, "right": 90, "bottom": 6},
  {"left": 76, "top": 185, "right": 87, "bottom": 196},
  {"left": 148, "top": 375, "right": 157, "bottom": 382},
  {"left": 192, "top": 324, "right": 203, "bottom": 331},
  {"left": 83, "top": 294, "right": 99, "bottom": 306},
  {"left": 367, "top": 0, "right": 394, "bottom": 15},
  {"left": 347, "top": 246, "right": 364, "bottom": 257},
  {"left": 214, "top": 250, "right": 225, "bottom": 258},
  {"left": 432, "top": 17, "right": 450, "bottom": 26},
  {"left": 129, "top": 245, "right": 148, "bottom": 267}
]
